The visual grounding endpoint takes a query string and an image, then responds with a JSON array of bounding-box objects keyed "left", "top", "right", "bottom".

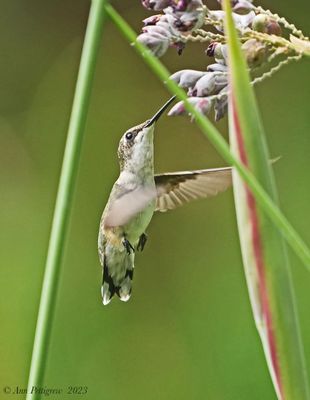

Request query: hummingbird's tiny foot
[
  {"left": 122, "top": 238, "right": 135, "bottom": 254},
  {"left": 137, "top": 233, "right": 148, "bottom": 252}
]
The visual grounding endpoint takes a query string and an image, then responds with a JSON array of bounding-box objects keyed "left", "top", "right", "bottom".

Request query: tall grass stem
[
  {"left": 26, "top": 1, "right": 107, "bottom": 398},
  {"left": 223, "top": 0, "right": 309, "bottom": 397}
]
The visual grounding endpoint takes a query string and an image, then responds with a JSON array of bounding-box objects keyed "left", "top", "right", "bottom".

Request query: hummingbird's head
[
  {"left": 117, "top": 96, "right": 175, "bottom": 173},
  {"left": 117, "top": 121, "right": 155, "bottom": 173}
]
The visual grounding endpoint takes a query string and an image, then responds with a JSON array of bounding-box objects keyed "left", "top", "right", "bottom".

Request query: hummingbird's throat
[{"left": 126, "top": 140, "right": 154, "bottom": 177}]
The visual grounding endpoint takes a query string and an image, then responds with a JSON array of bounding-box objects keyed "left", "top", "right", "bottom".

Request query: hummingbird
[{"left": 98, "top": 96, "right": 232, "bottom": 305}]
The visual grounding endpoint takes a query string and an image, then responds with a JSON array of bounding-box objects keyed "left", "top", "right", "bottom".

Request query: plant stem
[
  {"left": 224, "top": 0, "right": 309, "bottom": 397},
  {"left": 26, "top": 1, "right": 107, "bottom": 398},
  {"left": 105, "top": 4, "right": 310, "bottom": 270}
]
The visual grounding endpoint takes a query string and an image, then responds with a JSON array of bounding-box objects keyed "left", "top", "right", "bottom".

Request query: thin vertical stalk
[{"left": 26, "top": 1, "right": 107, "bottom": 398}]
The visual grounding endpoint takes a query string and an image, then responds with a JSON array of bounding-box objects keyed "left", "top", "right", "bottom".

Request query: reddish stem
[{"left": 232, "top": 97, "right": 283, "bottom": 399}]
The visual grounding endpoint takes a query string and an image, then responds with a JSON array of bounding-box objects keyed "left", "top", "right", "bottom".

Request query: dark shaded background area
[{"left": 0, "top": 1, "right": 309, "bottom": 399}]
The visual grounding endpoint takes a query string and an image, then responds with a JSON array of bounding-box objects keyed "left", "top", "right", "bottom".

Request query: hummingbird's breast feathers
[
  {"left": 102, "top": 181, "right": 156, "bottom": 229},
  {"left": 101, "top": 225, "right": 123, "bottom": 248}
]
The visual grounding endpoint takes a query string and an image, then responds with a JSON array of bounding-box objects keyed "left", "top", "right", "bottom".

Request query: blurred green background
[{"left": 0, "top": 1, "right": 309, "bottom": 399}]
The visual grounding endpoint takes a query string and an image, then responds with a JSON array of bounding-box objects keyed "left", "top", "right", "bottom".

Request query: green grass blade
[
  {"left": 223, "top": 0, "right": 310, "bottom": 398},
  {"left": 104, "top": 4, "right": 310, "bottom": 270},
  {"left": 26, "top": 1, "right": 108, "bottom": 398}
]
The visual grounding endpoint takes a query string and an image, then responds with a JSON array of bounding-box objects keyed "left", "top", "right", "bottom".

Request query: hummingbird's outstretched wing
[{"left": 154, "top": 167, "right": 232, "bottom": 212}]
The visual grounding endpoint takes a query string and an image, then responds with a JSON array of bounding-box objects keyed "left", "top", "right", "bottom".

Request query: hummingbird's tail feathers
[
  {"left": 118, "top": 269, "right": 133, "bottom": 302},
  {"left": 101, "top": 254, "right": 134, "bottom": 305},
  {"left": 101, "top": 259, "right": 117, "bottom": 305},
  {"left": 101, "top": 283, "right": 114, "bottom": 305}
]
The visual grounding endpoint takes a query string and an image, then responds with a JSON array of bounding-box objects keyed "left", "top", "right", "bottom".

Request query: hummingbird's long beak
[{"left": 144, "top": 95, "right": 176, "bottom": 127}]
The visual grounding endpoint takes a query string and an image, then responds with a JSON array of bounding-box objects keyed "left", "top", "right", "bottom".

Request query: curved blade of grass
[
  {"left": 223, "top": 0, "right": 310, "bottom": 398},
  {"left": 26, "top": 1, "right": 108, "bottom": 398},
  {"left": 104, "top": 4, "right": 310, "bottom": 271}
]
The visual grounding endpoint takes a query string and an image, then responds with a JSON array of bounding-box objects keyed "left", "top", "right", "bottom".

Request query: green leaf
[{"left": 223, "top": 0, "right": 310, "bottom": 398}]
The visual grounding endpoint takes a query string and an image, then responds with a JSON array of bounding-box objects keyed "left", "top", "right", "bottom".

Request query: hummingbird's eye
[{"left": 125, "top": 132, "right": 134, "bottom": 141}]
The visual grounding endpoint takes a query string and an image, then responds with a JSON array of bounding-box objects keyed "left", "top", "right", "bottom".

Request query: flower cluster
[
  {"left": 139, "top": 0, "right": 308, "bottom": 121},
  {"left": 168, "top": 69, "right": 228, "bottom": 121},
  {"left": 139, "top": 0, "right": 206, "bottom": 57}
]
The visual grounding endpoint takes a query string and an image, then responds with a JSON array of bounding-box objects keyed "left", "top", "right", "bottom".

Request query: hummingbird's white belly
[{"left": 123, "top": 199, "right": 155, "bottom": 245}]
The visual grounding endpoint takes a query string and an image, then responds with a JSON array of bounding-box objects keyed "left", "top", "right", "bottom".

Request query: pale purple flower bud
[
  {"left": 214, "top": 88, "right": 228, "bottom": 121},
  {"left": 156, "top": 13, "right": 174, "bottom": 26},
  {"left": 192, "top": 72, "right": 228, "bottom": 97},
  {"left": 233, "top": 11, "right": 255, "bottom": 29},
  {"left": 214, "top": 44, "right": 228, "bottom": 64},
  {"left": 209, "top": 10, "right": 255, "bottom": 31},
  {"left": 140, "top": 13, "right": 189, "bottom": 56},
  {"left": 168, "top": 97, "right": 213, "bottom": 117},
  {"left": 142, "top": 24, "right": 171, "bottom": 38},
  {"left": 156, "top": 14, "right": 180, "bottom": 36},
  {"left": 169, "top": 69, "right": 206, "bottom": 89},
  {"left": 185, "top": 0, "right": 204, "bottom": 12},
  {"left": 166, "top": 0, "right": 205, "bottom": 33},
  {"left": 207, "top": 63, "right": 228, "bottom": 72},
  {"left": 143, "top": 14, "right": 175, "bottom": 35},
  {"left": 141, "top": 0, "right": 172, "bottom": 11},
  {"left": 174, "top": 12, "right": 204, "bottom": 32},
  {"left": 137, "top": 32, "right": 170, "bottom": 57},
  {"left": 209, "top": 9, "right": 225, "bottom": 18},
  {"left": 173, "top": 0, "right": 190, "bottom": 12},
  {"left": 206, "top": 43, "right": 228, "bottom": 65},
  {"left": 170, "top": 0, "right": 204, "bottom": 12},
  {"left": 232, "top": 0, "right": 254, "bottom": 15},
  {"left": 143, "top": 15, "right": 162, "bottom": 26}
]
